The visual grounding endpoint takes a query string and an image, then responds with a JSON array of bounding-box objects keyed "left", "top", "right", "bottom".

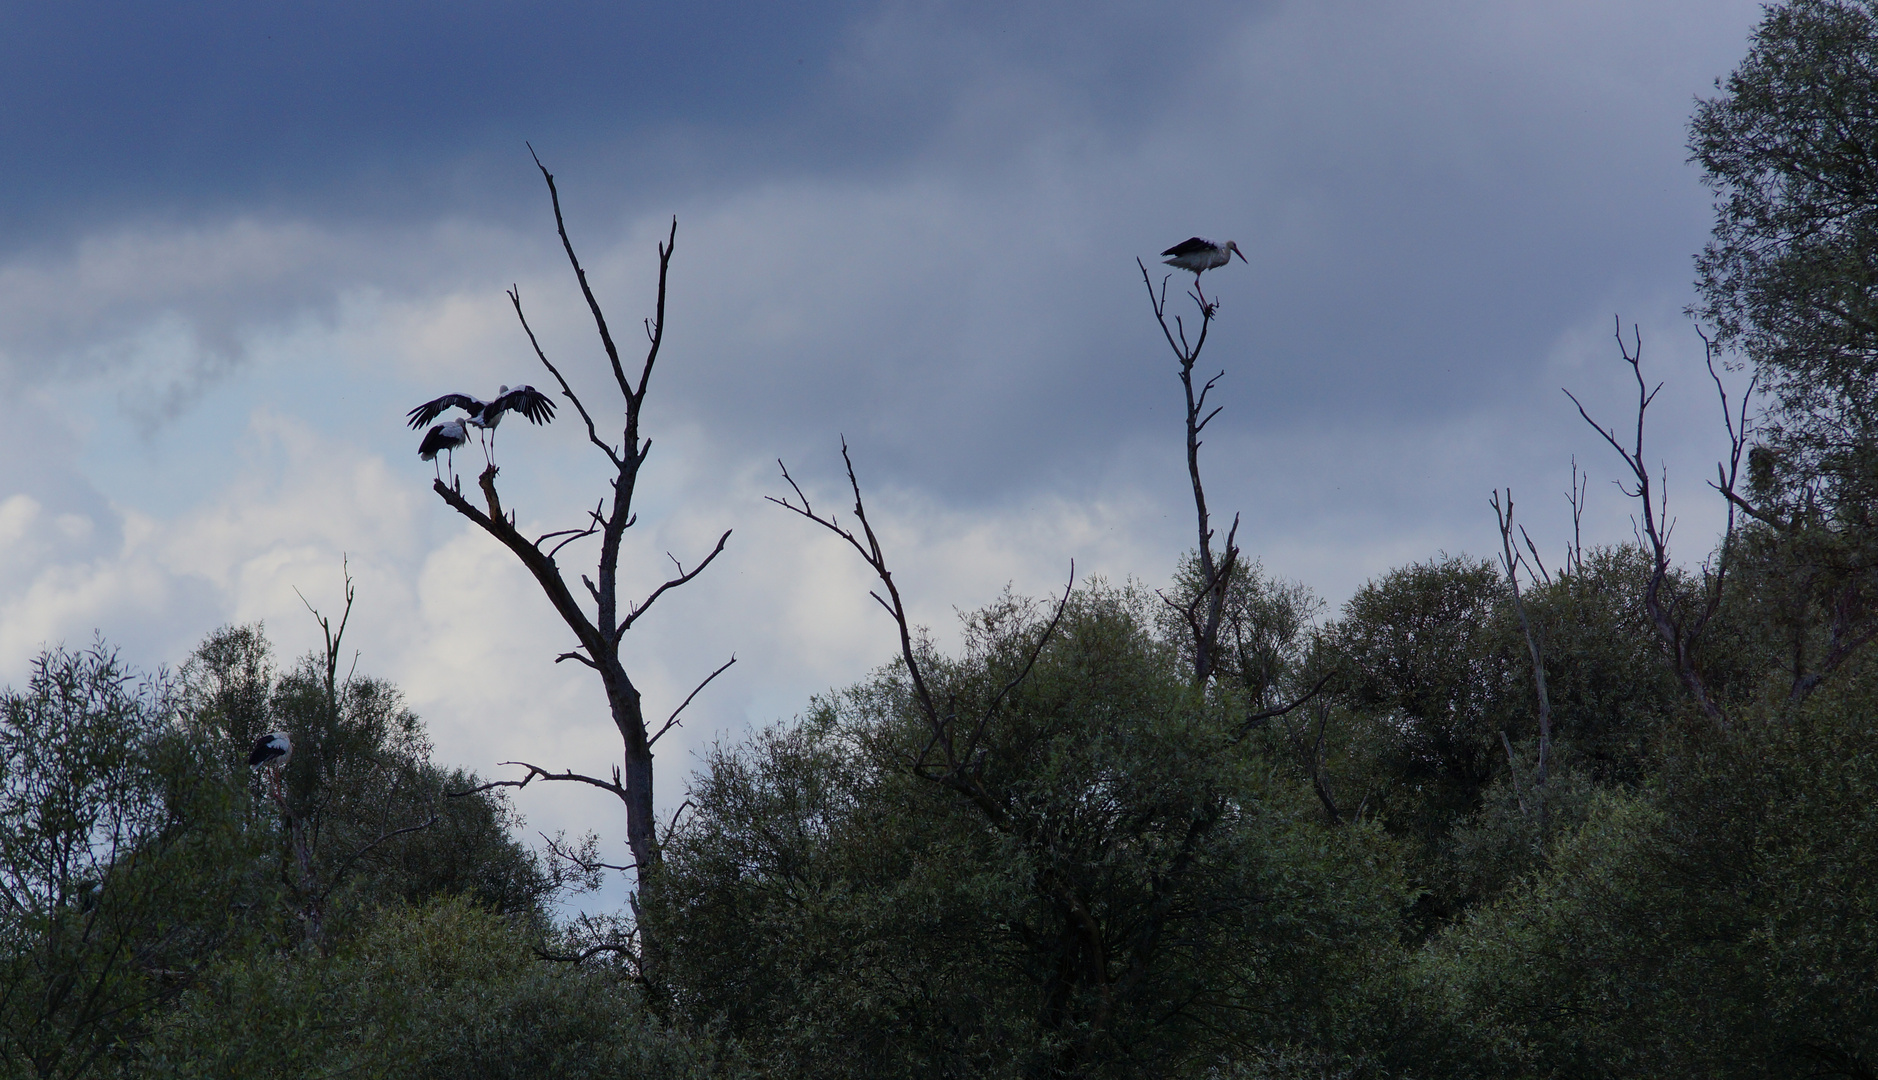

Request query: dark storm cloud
[
  {"left": 0, "top": 1, "right": 1249, "bottom": 246},
  {"left": 0, "top": 0, "right": 1769, "bottom": 522},
  {"left": 614, "top": 0, "right": 1765, "bottom": 512},
  {"left": 0, "top": 1, "right": 864, "bottom": 240}
]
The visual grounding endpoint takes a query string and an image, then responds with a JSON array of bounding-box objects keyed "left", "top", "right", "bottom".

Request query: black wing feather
[
  {"left": 248, "top": 735, "right": 283, "bottom": 766},
  {"left": 1161, "top": 237, "right": 1214, "bottom": 258},
  {"left": 406, "top": 393, "right": 483, "bottom": 429},
  {"left": 496, "top": 385, "right": 557, "bottom": 425}
]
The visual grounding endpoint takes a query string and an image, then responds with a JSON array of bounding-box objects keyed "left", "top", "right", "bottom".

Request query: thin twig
[
  {"left": 622, "top": 531, "right": 733, "bottom": 633},
  {"left": 649, "top": 657, "right": 737, "bottom": 745}
]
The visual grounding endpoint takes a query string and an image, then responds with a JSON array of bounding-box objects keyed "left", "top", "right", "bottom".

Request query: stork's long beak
[{"left": 1232, "top": 244, "right": 1249, "bottom": 263}]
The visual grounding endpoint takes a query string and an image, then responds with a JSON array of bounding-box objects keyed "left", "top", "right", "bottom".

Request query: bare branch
[
  {"left": 1500, "top": 731, "right": 1528, "bottom": 817},
  {"left": 649, "top": 656, "right": 737, "bottom": 746},
  {"left": 636, "top": 218, "right": 677, "bottom": 403},
  {"left": 541, "top": 831, "right": 636, "bottom": 874},
  {"left": 770, "top": 443, "right": 943, "bottom": 728},
  {"left": 1518, "top": 524, "right": 1551, "bottom": 586},
  {"left": 1566, "top": 319, "right": 1728, "bottom": 724},
  {"left": 1492, "top": 488, "right": 1552, "bottom": 788},
  {"left": 772, "top": 441, "right": 1076, "bottom": 829},
  {"left": 622, "top": 529, "right": 733, "bottom": 633},
  {"left": 1565, "top": 456, "right": 1588, "bottom": 577},
  {"left": 662, "top": 798, "right": 694, "bottom": 841},
  {"left": 537, "top": 942, "right": 639, "bottom": 966},
  {"left": 509, "top": 285, "right": 621, "bottom": 469},
  {"left": 1235, "top": 669, "right": 1337, "bottom": 736},
  {"left": 321, "top": 814, "right": 439, "bottom": 897},
  {"left": 962, "top": 566, "right": 1077, "bottom": 760},
  {"left": 537, "top": 524, "right": 601, "bottom": 562},
  {"left": 531, "top": 145, "right": 633, "bottom": 403},
  {"left": 446, "top": 761, "right": 628, "bottom": 803}
]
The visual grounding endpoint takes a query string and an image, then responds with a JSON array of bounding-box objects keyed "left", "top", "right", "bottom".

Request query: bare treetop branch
[
  {"left": 530, "top": 146, "right": 633, "bottom": 404},
  {"left": 509, "top": 285, "right": 621, "bottom": 469}
]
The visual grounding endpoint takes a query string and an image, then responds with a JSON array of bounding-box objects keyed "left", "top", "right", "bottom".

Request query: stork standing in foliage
[
  {"left": 406, "top": 385, "right": 557, "bottom": 465},
  {"left": 248, "top": 731, "right": 292, "bottom": 768},
  {"left": 1161, "top": 237, "right": 1247, "bottom": 305},
  {"left": 249, "top": 730, "right": 292, "bottom": 799}
]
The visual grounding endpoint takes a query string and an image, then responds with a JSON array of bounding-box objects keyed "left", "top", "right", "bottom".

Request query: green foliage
[
  {"left": 1420, "top": 667, "right": 1878, "bottom": 1078},
  {"left": 1324, "top": 556, "right": 1519, "bottom": 841},
  {"left": 1303, "top": 548, "right": 1690, "bottom": 927},
  {"left": 1691, "top": 0, "right": 1878, "bottom": 706},
  {"left": 1160, "top": 554, "right": 1322, "bottom": 714},
  {"left": 0, "top": 643, "right": 267, "bottom": 1080},
  {"left": 1692, "top": 0, "right": 1878, "bottom": 521},
  {"left": 144, "top": 896, "right": 742, "bottom": 1080},
  {"left": 174, "top": 625, "right": 565, "bottom": 946},
  {"left": 1515, "top": 546, "right": 1684, "bottom": 782},
  {"left": 659, "top": 585, "right": 1413, "bottom": 1080}
]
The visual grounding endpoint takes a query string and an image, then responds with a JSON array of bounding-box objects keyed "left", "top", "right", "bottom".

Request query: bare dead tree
[
  {"left": 434, "top": 155, "right": 733, "bottom": 975},
  {"left": 1137, "top": 263, "right": 1334, "bottom": 738},
  {"left": 1565, "top": 318, "right": 1747, "bottom": 726},
  {"left": 1490, "top": 489, "right": 1552, "bottom": 820},
  {"left": 1138, "top": 261, "right": 1241, "bottom": 687},
  {"left": 1563, "top": 456, "right": 1589, "bottom": 579}
]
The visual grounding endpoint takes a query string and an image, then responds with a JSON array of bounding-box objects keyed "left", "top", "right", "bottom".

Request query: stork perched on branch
[
  {"left": 1161, "top": 237, "right": 1247, "bottom": 305},
  {"left": 406, "top": 385, "right": 556, "bottom": 465}
]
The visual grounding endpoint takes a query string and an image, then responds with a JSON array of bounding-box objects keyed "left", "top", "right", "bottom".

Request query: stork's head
[
  {"left": 1228, "top": 241, "right": 1248, "bottom": 263},
  {"left": 498, "top": 385, "right": 511, "bottom": 396}
]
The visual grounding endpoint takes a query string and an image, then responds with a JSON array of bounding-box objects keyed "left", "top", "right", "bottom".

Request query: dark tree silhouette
[
  {"left": 438, "top": 155, "right": 732, "bottom": 980},
  {"left": 1137, "top": 262, "right": 1240, "bottom": 687}
]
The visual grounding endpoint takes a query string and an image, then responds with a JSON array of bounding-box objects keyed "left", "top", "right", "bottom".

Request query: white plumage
[{"left": 248, "top": 731, "right": 292, "bottom": 768}]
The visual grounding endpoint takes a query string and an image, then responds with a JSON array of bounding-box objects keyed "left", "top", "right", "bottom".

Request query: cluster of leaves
[
  {"left": 657, "top": 585, "right": 1410, "bottom": 1080},
  {"left": 0, "top": 627, "right": 736, "bottom": 1079},
  {"left": 146, "top": 897, "right": 735, "bottom": 1080},
  {"left": 650, "top": 519, "right": 1874, "bottom": 1079}
]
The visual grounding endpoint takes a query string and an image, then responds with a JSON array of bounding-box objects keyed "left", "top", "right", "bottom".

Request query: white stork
[
  {"left": 249, "top": 731, "right": 292, "bottom": 801},
  {"left": 405, "top": 385, "right": 557, "bottom": 464},
  {"left": 418, "top": 418, "right": 472, "bottom": 481},
  {"left": 248, "top": 731, "right": 292, "bottom": 768},
  {"left": 1161, "top": 237, "right": 1247, "bottom": 305}
]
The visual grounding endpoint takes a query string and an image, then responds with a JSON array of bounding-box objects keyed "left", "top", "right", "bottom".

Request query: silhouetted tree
[{"left": 436, "top": 155, "right": 733, "bottom": 981}]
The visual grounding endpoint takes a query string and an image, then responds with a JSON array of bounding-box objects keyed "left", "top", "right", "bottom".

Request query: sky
[{"left": 2, "top": 0, "right": 1769, "bottom": 911}]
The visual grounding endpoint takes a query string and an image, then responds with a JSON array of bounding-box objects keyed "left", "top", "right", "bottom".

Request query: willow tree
[{"left": 1691, "top": 0, "right": 1878, "bottom": 701}]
